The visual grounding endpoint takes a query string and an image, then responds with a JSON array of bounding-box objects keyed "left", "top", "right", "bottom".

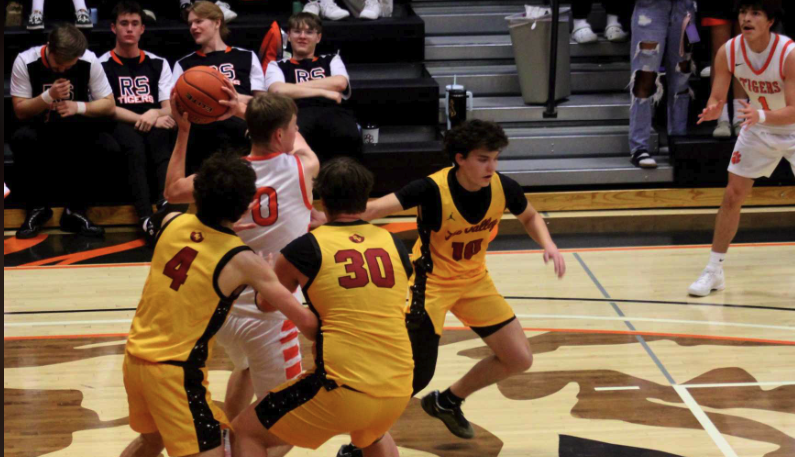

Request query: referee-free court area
[{"left": 4, "top": 207, "right": 795, "bottom": 457}]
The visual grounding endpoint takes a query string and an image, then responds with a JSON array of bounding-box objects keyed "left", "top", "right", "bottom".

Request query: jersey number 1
[
  {"left": 758, "top": 96, "right": 771, "bottom": 111},
  {"left": 163, "top": 247, "right": 199, "bottom": 291},
  {"left": 336, "top": 249, "right": 395, "bottom": 289}
]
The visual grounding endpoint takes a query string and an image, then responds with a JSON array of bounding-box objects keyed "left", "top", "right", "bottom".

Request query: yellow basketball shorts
[
  {"left": 123, "top": 353, "right": 231, "bottom": 457},
  {"left": 254, "top": 373, "right": 410, "bottom": 450},
  {"left": 410, "top": 271, "right": 516, "bottom": 336}
]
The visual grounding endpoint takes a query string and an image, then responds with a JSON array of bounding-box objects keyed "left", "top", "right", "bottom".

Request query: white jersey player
[{"left": 690, "top": 1, "right": 794, "bottom": 297}]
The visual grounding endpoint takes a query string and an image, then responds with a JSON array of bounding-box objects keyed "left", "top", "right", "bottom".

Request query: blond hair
[{"left": 188, "top": 1, "right": 230, "bottom": 40}]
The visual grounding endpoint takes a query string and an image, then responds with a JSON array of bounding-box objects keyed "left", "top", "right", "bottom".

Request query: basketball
[{"left": 174, "top": 66, "right": 231, "bottom": 124}]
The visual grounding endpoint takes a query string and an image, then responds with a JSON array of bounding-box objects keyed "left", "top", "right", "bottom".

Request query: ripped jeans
[{"left": 629, "top": 0, "right": 695, "bottom": 155}]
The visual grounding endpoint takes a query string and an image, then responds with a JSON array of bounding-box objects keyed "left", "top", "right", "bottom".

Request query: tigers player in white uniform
[
  {"left": 163, "top": 90, "right": 321, "bottom": 457},
  {"left": 691, "top": 0, "right": 794, "bottom": 296}
]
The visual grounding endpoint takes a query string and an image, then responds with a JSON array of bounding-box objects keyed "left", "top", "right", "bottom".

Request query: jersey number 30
[
  {"left": 163, "top": 247, "right": 199, "bottom": 291},
  {"left": 336, "top": 249, "right": 395, "bottom": 289}
]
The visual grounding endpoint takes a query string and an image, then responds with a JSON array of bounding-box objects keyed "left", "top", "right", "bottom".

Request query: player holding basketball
[
  {"left": 120, "top": 153, "right": 318, "bottom": 457},
  {"left": 689, "top": 0, "right": 794, "bottom": 297},
  {"left": 347, "top": 120, "right": 566, "bottom": 443},
  {"left": 232, "top": 157, "right": 414, "bottom": 457}
]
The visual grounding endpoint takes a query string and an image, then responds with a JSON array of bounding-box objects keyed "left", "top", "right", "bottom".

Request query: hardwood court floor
[{"left": 4, "top": 221, "right": 794, "bottom": 457}]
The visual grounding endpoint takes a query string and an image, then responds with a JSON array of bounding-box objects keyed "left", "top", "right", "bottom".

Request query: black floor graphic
[{"left": 559, "top": 435, "right": 685, "bottom": 457}]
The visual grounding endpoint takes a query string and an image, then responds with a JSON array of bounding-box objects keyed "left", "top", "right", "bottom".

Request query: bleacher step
[
  {"left": 440, "top": 93, "right": 630, "bottom": 124},
  {"left": 425, "top": 35, "right": 631, "bottom": 61},
  {"left": 427, "top": 62, "right": 630, "bottom": 96},
  {"left": 499, "top": 156, "right": 674, "bottom": 187},
  {"left": 502, "top": 125, "right": 658, "bottom": 159}
]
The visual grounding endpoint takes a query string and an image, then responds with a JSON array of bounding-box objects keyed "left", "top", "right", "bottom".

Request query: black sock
[{"left": 438, "top": 388, "right": 464, "bottom": 409}]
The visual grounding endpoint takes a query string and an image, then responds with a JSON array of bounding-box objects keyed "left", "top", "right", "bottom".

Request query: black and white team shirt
[
  {"left": 265, "top": 53, "right": 352, "bottom": 109},
  {"left": 98, "top": 50, "right": 173, "bottom": 115},
  {"left": 172, "top": 46, "right": 265, "bottom": 96},
  {"left": 10, "top": 45, "right": 113, "bottom": 123}
]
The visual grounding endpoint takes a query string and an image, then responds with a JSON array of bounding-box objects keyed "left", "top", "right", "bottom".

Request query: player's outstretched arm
[
  {"left": 163, "top": 91, "right": 196, "bottom": 203},
  {"left": 739, "top": 52, "right": 795, "bottom": 127},
  {"left": 698, "top": 44, "right": 732, "bottom": 125},
  {"left": 227, "top": 252, "right": 319, "bottom": 341},
  {"left": 516, "top": 204, "right": 566, "bottom": 279},
  {"left": 362, "top": 194, "right": 405, "bottom": 221}
]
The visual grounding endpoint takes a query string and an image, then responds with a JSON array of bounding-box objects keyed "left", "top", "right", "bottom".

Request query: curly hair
[
  {"left": 736, "top": 0, "right": 784, "bottom": 24},
  {"left": 315, "top": 158, "right": 373, "bottom": 216},
  {"left": 444, "top": 120, "right": 509, "bottom": 165},
  {"left": 193, "top": 152, "right": 256, "bottom": 226}
]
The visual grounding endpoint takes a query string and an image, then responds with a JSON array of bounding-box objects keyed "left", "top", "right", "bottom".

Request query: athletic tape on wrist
[
  {"left": 41, "top": 90, "right": 54, "bottom": 104},
  {"left": 77, "top": 102, "right": 87, "bottom": 115},
  {"left": 757, "top": 110, "right": 766, "bottom": 124}
]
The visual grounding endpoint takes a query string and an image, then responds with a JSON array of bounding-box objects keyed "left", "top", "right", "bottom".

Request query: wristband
[
  {"left": 41, "top": 90, "right": 55, "bottom": 104},
  {"left": 77, "top": 102, "right": 87, "bottom": 115},
  {"left": 757, "top": 110, "right": 766, "bottom": 124}
]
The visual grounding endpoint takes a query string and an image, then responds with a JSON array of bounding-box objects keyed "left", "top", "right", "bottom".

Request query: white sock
[
  {"left": 180, "top": 0, "right": 192, "bottom": 7},
  {"left": 606, "top": 14, "right": 620, "bottom": 27},
  {"left": 719, "top": 104, "right": 730, "bottom": 123},
  {"left": 707, "top": 251, "right": 726, "bottom": 271},
  {"left": 72, "top": 0, "right": 88, "bottom": 12},
  {"left": 32, "top": 0, "right": 44, "bottom": 12},
  {"left": 733, "top": 99, "right": 748, "bottom": 125},
  {"left": 573, "top": 19, "right": 590, "bottom": 30}
]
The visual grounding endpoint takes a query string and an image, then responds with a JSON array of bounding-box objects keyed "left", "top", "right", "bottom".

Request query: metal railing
[{"left": 543, "top": 0, "right": 561, "bottom": 119}]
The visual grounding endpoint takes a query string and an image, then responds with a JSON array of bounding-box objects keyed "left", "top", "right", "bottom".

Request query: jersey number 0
[{"left": 253, "top": 187, "right": 278, "bottom": 226}]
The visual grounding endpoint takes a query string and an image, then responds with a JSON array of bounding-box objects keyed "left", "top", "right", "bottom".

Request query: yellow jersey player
[
  {"left": 232, "top": 158, "right": 415, "bottom": 457},
  {"left": 362, "top": 120, "right": 566, "bottom": 440},
  {"left": 120, "top": 153, "right": 318, "bottom": 457}
]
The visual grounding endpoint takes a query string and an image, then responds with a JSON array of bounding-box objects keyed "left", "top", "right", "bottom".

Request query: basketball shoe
[
  {"left": 359, "top": 0, "right": 381, "bottom": 20},
  {"left": 688, "top": 268, "right": 725, "bottom": 297},
  {"left": 421, "top": 390, "right": 475, "bottom": 439},
  {"left": 304, "top": 0, "right": 350, "bottom": 21}
]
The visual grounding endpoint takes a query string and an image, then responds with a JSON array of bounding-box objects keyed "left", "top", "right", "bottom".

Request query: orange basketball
[{"left": 174, "top": 66, "right": 231, "bottom": 124}]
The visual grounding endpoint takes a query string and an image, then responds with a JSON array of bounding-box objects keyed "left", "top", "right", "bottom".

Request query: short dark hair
[
  {"left": 444, "top": 120, "right": 509, "bottom": 164},
  {"left": 736, "top": 0, "right": 784, "bottom": 24},
  {"left": 315, "top": 158, "right": 373, "bottom": 216},
  {"left": 287, "top": 12, "right": 323, "bottom": 34},
  {"left": 245, "top": 93, "right": 298, "bottom": 146},
  {"left": 111, "top": 0, "right": 144, "bottom": 23},
  {"left": 48, "top": 24, "right": 88, "bottom": 61},
  {"left": 193, "top": 152, "right": 257, "bottom": 226}
]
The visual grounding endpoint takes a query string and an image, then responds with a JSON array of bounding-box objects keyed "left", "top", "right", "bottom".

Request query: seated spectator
[
  {"left": 304, "top": 0, "right": 383, "bottom": 21},
  {"left": 629, "top": 0, "right": 696, "bottom": 169},
  {"left": 10, "top": 24, "right": 116, "bottom": 239},
  {"left": 174, "top": 0, "right": 265, "bottom": 174},
  {"left": 26, "top": 0, "right": 93, "bottom": 30},
  {"left": 570, "top": 0, "right": 630, "bottom": 43},
  {"left": 266, "top": 12, "right": 362, "bottom": 163},
  {"left": 699, "top": 0, "right": 750, "bottom": 138},
  {"left": 99, "top": 1, "right": 175, "bottom": 231}
]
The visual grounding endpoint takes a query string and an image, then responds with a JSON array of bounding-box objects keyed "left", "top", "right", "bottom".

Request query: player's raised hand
[
  {"left": 543, "top": 246, "right": 566, "bottom": 279},
  {"left": 697, "top": 99, "right": 726, "bottom": 125},
  {"left": 217, "top": 78, "right": 242, "bottom": 121},
  {"left": 170, "top": 88, "right": 192, "bottom": 132},
  {"left": 737, "top": 100, "right": 761, "bottom": 130},
  {"left": 54, "top": 101, "right": 79, "bottom": 118},
  {"left": 49, "top": 79, "right": 72, "bottom": 101}
]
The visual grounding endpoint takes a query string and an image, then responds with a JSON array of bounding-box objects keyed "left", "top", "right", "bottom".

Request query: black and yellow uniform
[
  {"left": 254, "top": 221, "right": 414, "bottom": 450},
  {"left": 124, "top": 214, "right": 250, "bottom": 457}
]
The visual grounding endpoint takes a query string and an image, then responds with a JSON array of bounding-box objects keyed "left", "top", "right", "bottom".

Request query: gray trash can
[{"left": 507, "top": 8, "right": 571, "bottom": 104}]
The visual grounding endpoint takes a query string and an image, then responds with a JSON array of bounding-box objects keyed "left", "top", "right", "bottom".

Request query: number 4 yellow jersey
[
  {"left": 126, "top": 214, "right": 251, "bottom": 365},
  {"left": 411, "top": 167, "right": 506, "bottom": 280}
]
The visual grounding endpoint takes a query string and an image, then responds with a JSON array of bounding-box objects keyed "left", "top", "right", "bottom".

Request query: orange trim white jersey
[
  {"left": 233, "top": 152, "right": 313, "bottom": 319},
  {"left": 4, "top": 183, "right": 9, "bottom": 199},
  {"left": 727, "top": 33, "right": 794, "bottom": 133}
]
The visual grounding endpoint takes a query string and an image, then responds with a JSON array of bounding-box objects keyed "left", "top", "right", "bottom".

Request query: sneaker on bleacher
[
  {"left": 359, "top": 0, "right": 381, "bottom": 20},
  {"left": 572, "top": 20, "right": 598, "bottom": 44},
  {"left": 216, "top": 1, "right": 237, "bottom": 23},
  {"left": 304, "top": 0, "right": 350, "bottom": 21},
  {"left": 75, "top": 9, "right": 93, "bottom": 29},
  {"left": 26, "top": 10, "right": 44, "bottom": 30}
]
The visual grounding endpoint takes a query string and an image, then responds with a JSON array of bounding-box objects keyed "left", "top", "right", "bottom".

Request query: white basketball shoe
[
  {"left": 304, "top": 0, "right": 350, "bottom": 21},
  {"left": 688, "top": 268, "right": 726, "bottom": 297}
]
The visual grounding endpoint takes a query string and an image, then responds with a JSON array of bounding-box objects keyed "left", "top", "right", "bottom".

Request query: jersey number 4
[
  {"left": 336, "top": 249, "right": 395, "bottom": 289},
  {"left": 253, "top": 187, "right": 278, "bottom": 226},
  {"left": 163, "top": 247, "right": 199, "bottom": 291}
]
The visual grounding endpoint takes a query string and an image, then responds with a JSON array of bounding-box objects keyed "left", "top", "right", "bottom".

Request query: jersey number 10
[{"left": 336, "top": 249, "right": 395, "bottom": 289}]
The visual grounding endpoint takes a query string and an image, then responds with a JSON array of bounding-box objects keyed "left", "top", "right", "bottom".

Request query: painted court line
[
  {"left": 515, "top": 313, "right": 794, "bottom": 332},
  {"left": 4, "top": 319, "right": 133, "bottom": 328},
  {"left": 682, "top": 381, "right": 795, "bottom": 389},
  {"left": 674, "top": 385, "right": 739, "bottom": 457},
  {"left": 595, "top": 386, "right": 641, "bottom": 392}
]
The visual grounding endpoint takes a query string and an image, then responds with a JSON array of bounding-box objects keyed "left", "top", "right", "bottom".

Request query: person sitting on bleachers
[
  {"left": 304, "top": 0, "right": 384, "bottom": 21},
  {"left": 10, "top": 24, "right": 116, "bottom": 239},
  {"left": 99, "top": 1, "right": 175, "bottom": 233},
  {"left": 174, "top": 0, "right": 265, "bottom": 174},
  {"left": 26, "top": 0, "right": 93, "bottom": 30},
  {"left": 265, "top": 12, "right": 362, "bottom": 163}
]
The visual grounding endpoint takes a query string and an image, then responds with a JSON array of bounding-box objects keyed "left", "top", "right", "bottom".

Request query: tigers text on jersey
[
  {"left": 99, "top": 50, "right": 172, "bottom": 114},
  {"left": 10, "top": 46, "right": 113, "bottom": 123},
  {"left": 232, "top": 152, "right": 313, "bottom": 319},
  {"left": 126, "top": 214, "right": 251, "bottom": 365},
  {"left": 282, "top": 222, "right": 414, "bottom": 398},
  {"left": 265, "top": 54, "right": 352, "bottom": 108},
  {"left": 727, "top": 33, "right": 794, "bottom": 133},
  {"left": 173, "top": 46, "right": 265, "bottom": 96},
  {"left": 412, "top": 167, "right": 506, "bottom": 280}
]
